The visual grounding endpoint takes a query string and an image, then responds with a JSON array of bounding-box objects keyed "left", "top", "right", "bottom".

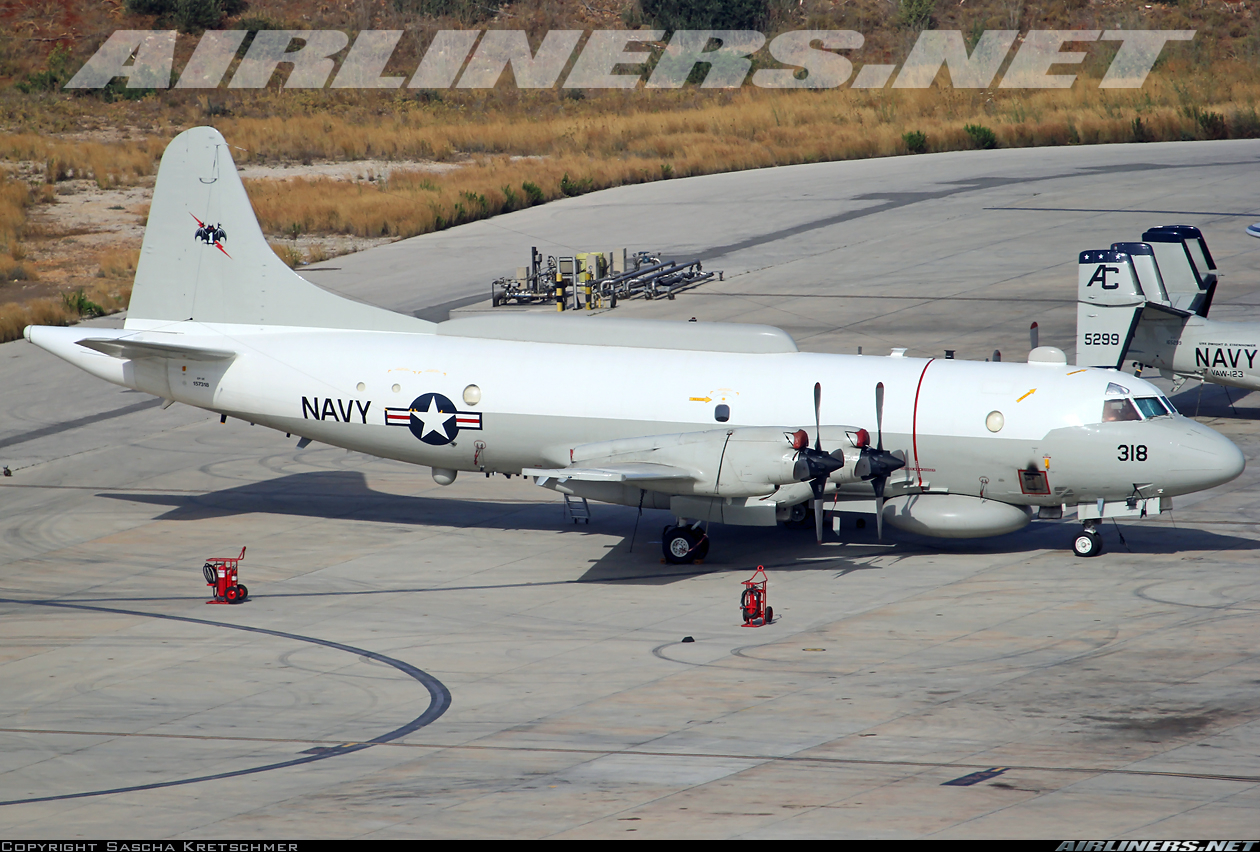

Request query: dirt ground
[{"left": 2, "top": 156, "right": 463, "bottom": 306}]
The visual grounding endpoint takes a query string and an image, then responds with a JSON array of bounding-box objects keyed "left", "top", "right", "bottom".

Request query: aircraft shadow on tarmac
[
  {"left": 98, "top": 470, "right": 1260, "bottom": 587},
  {"left": 1169, "top": 380, "right": 1260, "bottom": 419}
]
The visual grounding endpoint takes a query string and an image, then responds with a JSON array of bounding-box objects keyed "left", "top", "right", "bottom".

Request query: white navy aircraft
[
  {"left": 1078, "top": 225, "right": 1260, "bottom": 395},
  {"left": 24, "top": 128, "right": 1245, "bottom": 561}
]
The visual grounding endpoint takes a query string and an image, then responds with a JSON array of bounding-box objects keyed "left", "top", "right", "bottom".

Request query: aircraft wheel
[
  {"left": 783, "top": 502, "right": 813, "bottom": 529},
  {"left": 662, "top": 526, "right": 699, "bottom": 564},
  {"left": 1072, "top": 530, "right": 1103, "bottom": 558}
]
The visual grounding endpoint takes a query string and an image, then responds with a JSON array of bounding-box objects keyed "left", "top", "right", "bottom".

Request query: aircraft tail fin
[
  {"left": 126, "top": 126, "right": 431, "bottom": 333},
  {"left": 1076, "top": 249, "right": 1146, "bottom": 368},
  {"left": 1140, "top": 225, "right": 1217, "bottom": 316}
]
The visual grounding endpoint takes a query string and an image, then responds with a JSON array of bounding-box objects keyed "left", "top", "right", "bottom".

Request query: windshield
[
  {"left": 1102, "top": 398, "right": 1141, "bottom": 422},
  {"left": 1134, "top": 397, "right": 1170, "bottom": 418}
]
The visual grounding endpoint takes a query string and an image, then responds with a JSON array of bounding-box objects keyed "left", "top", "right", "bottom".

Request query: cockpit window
[
  {"left": 1159, "top": 396, "right": 1178, "bottom": 414},
  {"left": 1105, "top": 382, "right": 1131, "bottom": 395},
  {"left": 1102, "top": 398, "right": 1141, "bottom": 422},
  {"left": 1134, "top": 397, "right": 1168, "bottom": 418}
]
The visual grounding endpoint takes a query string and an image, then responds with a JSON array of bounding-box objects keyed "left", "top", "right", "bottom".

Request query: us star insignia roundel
[{"left": 385, "top": 393, "right": 482, "bottom": 445}]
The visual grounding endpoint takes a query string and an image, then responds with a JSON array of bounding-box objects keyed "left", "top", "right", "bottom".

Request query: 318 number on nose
[{"left": 1117, "top": 444, "right": 1147, "bottom": 461}]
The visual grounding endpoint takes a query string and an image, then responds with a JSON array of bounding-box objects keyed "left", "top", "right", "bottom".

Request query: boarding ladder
[{"left": 563, "top": 494, "right": 591, "bottom": 524}]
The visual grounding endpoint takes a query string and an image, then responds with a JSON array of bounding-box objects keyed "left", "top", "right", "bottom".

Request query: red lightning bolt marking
[{"left": 214, "top": 242, "right": 231, "bottom": 258}]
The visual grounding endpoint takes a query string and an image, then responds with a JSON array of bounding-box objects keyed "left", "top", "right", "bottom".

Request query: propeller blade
[
  {"left": 875, "top": 382, "right": 885, "bottom": 451},
  {"left": 814, "top": 495, "right": 825, "bottom": 543},
  {"left": 1030, "top": 321, "right": 1039, "bottom": 350},
  {"left": 873, "top": 474, "right": 887, "bottom": 540},
  {"left": 813, "top": 382, "right": 822, "bottom": 452}
]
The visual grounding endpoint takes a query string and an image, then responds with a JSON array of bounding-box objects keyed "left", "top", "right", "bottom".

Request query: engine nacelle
[{"left": 881, "top": 494, "right": 1032, "bottom": 539}]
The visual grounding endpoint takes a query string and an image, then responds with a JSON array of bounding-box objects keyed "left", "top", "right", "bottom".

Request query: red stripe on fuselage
[{"left": 911, "top": 358, "right": 936, "bottom": 490}]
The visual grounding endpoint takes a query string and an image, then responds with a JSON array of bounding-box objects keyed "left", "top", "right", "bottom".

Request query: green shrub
[
  {"left": 392, "top": 0, "right": 501, "bottom": 23},
  {"left": 560, "top": 173, "right": 593, "bottom": 197},
  {"left": 640, "top": 0, "right": 771, "bottom": 30},
  {"left": 63, "top": 289, "right": 104, "bottom": 317},
  {"left": 124, "top": 0, "right": 248, "bottom": 33},
  {"left": 898, "top": 0, "right": 936, "bottom": 31},
  {"left": 902, "top": 130, "right": 928, "bottom": 154},
  {"left": 15, "top": 46, "right": 72, "bottom": 93},
  {"left": 522, "top": 181, "right": 544, "bottom": 206},
  {"left": 964, "top": 123, "right": 998, "bottom": 149}
]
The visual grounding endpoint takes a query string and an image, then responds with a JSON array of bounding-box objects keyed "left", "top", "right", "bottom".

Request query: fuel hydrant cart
[
  {"left": 204, "top": 546, "right": 248, "bottom": 604},
  {"left": 740, "top": 565, "right": 772, "bottom": 626}
]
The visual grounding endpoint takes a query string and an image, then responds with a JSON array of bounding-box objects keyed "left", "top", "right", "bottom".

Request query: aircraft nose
[{"left": 1166, "top": 418, "right": 1245, "bottom": 492}]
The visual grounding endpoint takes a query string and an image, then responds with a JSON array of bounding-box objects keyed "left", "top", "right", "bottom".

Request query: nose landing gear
[{"left": 1073, "top": 521, "right": 1104, "bottom": 557}]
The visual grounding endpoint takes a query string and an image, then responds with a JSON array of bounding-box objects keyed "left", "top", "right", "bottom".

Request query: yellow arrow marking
[
  {"left": 689, "top": 396, "right": 712, "bottom": 402},
  {"left": 1017, "top": 388, "right": 1036, "bottom": 402},
  {"left": 1066, "top": 369, "right": 1087, "bottom": 376}
]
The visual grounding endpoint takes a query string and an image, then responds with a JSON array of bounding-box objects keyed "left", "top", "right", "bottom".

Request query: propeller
[
  {"left": 853, "top": 382, "right": 907, "bottom": 540},
  {"left": 791, "top": 382, "right": 845, "bottom": 543},
  {"left": 1029, "top": 322, "right": 1039, "bottom": 351}
]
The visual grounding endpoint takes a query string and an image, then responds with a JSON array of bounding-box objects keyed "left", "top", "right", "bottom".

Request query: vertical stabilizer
[
  {"left": 126, "top": 126, "right": 432, "bottom": 332},
  {"left": 1141, "top": 225, "right": 1217, "bottom": 316},
  {"left": 1111, "top": 242, "right": 1169, "bottom": 304},
  {"left": 1076, "top": 249, "right": 1145, "bottom": 368}
]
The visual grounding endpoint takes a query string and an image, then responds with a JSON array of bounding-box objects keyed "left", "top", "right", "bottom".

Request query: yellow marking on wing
[
  {"left": 1017, "top": 388, "right": 1036, "bottom": 402},
  {"left": 689, "top": 396, "right": 712, "bottom": 402},
  {"left": 1066, "top": 369, "right": 1087, "bottom": 376}
]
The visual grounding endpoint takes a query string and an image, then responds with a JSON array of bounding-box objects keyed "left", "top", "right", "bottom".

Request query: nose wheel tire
[
  {"left": 1073, "top": 530, "right": 1103, "bottom": 558},
  {"left": 662, "top": 526, "right": 707, "bottom": 564}
]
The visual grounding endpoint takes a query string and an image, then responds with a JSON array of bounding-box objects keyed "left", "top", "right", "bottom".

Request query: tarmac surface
[{"left": 2, "top": 139, "right": 1260, "bottom": 838}]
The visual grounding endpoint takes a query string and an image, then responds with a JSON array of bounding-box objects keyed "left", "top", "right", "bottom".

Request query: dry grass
[
  {"left": 95, "top": 246, "right": 139, "bottom": 279},
  {"left": 0, "top": 279, "right": 130, "bottom": 343},
  {"left": 238, "top": 74, "right": 1260, "bottom": 241}
]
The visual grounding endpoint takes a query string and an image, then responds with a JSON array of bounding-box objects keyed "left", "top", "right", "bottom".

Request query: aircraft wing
[
  {"left": 522, "top": 463, "right": 697, "bottom": 483},
  {"left": 76, "top": 338, "right": 237, "bottom": 362}
]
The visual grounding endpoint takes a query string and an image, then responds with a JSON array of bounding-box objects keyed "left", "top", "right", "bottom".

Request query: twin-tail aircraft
[
  {"left": 1077, "top": 225, "right": 1260, "bottom": 396},
  {"left": 23, "top": 128, "right": 1245, "bottom": 561}
]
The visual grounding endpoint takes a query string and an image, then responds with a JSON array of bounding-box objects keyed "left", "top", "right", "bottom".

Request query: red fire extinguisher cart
[
  {"left": 740, "top": 565, "right": 772, "bottom": 626},
  {"left": 204, "top": 546, "right": 248, "bottom": 604}
]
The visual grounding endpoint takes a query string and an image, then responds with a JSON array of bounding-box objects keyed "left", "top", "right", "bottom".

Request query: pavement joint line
[
  {"left": 0, "top": 597, "right": 451, "bottom": 808},
  {"left": 692, "top": 292, "right": 1077, "bottom": 303},
  {"left": 0, "top": 727, "right": 1254, "bottom": 785}
]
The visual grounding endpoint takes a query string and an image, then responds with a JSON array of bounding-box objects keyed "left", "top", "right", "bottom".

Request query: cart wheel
[
  {"left": 237, "top": 584, "right": 248, "bottom": 600},
  {"left": 225, "top": 585, "right": 239, "bottom": 602},
  {"left": 203, "top": 564, "right": 216, "bottom": 585},
  {"left": 764, "top": 606, "right": 773, "bottom": 623}
]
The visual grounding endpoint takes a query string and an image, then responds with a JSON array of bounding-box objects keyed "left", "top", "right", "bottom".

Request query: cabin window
[
  {"left": 1133, "top": 397, "right": 1168, "bottom": 418},
  {"left": 714, "top": 404, "right": 730, "bottom": 422},
  {"left": 1102, "top": 398, "right": 1141, "bottom": 422}
]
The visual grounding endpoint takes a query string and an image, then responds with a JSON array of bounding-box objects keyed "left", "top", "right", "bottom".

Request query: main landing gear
[
  {"left": 1073, "top": 521, "right": 1104, "bottom": 558},
  {"left": 662, "top": 522, "right": 710, "bottom": 564}
]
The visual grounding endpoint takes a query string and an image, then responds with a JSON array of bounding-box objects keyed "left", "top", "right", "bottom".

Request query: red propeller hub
[
  {"left": 854, "top": 428, "right": 871, "bottom": 448},
  {"left": 791, "top": 429, "right": 809, "bottom": 450}
]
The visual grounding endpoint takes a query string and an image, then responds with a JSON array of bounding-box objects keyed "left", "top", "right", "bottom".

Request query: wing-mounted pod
[
  {"left": 1141, "top": 225, "right": 1218, "bottom": 316},
  {"left": 1076, "top": 248, "right": 1146, "bottom": 368}
]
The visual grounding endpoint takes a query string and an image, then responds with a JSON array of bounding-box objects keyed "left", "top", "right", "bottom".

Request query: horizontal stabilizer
[
  {"left": 523, "top": 463, "right": 696, "bottom": 483},
  {"left": 77, "top": 337, "right": 236, "bottom": 361},
  {"left": 1138, "top": 301, "right": 1193, "bottom": 321}
]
